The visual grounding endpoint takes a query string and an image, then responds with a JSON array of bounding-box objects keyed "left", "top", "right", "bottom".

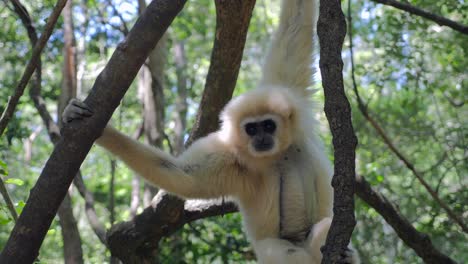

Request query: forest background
[{"left": 0, "top": 0, "right": 466, "bottom": 263}]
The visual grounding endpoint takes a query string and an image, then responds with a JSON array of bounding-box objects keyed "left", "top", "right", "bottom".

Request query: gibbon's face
[
  {"left": 220, "top": 87, "right": 298, "bottom": 160},
  {"left": 239, "top": 114, "right": 292, "bottom": 158}
]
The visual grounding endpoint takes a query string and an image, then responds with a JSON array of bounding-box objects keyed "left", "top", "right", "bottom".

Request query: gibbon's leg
[
  {"left": 308, "top": 139, "right": 334, "bottom": 220},
  {"left": 62, "top": 99, "right": 235, "bottom": 199},
  {"left": 255, "top": 238, "right": 312, "bottom": 264},
  {"left": 306, "top": 217, "right": 360, "bottom": 264},
  {"left": 260, "top": 0, "right": 318, "bottom": 91}
]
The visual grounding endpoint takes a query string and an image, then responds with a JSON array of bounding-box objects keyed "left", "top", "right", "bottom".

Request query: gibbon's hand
[
  {"left": 342, "top": 247, "right": 360, "bottom": 264},
  {"left": 62, "top": 99, "right": 94, "bottom": 123}
]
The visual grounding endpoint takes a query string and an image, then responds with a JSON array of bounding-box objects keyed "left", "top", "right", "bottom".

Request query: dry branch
[
  {"left": 347, "top": 5, "right": 467, "bottom": 232},
  {"left": 106, "top": 1, "right": 256, "bottom": 262},
  {"left": 10, "top": 0, "right": 107, "bottom": 247},
  {"left": 370, "top": 0, "right": 468, "bottom": 35},
  {"left": 0, "top": 0, "right": 68, "bottom": 136},
  {"left": 0, "top": 1, "right": 186, "bottom": 262},
  {"left": 355, "top": 177, "right": 457, "bottom": 264}
]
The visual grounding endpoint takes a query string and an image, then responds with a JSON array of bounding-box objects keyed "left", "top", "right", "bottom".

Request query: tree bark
[
  {"left": 58, "top": 194, "right": 84, "bottom": 264},
  {"left": 317, "top": 0, "right": 358, "bottom": 263},
  {"left": 172, "top": 41, "right": 188, "bottom": 155},
  {"left": 0, "top": 1, "right": 186, "bottom": 263},
  {"left": 106, "top": 1, "right": 256, "bottom": 262},
  {"left": 187, "top": 0, "right": 257, "bottom": 144}
]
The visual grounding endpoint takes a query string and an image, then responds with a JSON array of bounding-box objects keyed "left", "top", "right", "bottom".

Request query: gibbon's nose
[{"left": 254, "top": 136, "right": 274, "bottom": 152}]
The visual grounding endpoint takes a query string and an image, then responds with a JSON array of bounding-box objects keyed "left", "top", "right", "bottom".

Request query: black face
[{"left": 244, "top": 119, "right": 277, "bottom": 152}]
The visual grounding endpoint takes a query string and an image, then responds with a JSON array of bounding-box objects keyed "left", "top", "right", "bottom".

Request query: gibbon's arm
[
  {"left": 96, "top": 126, "right": 236, "bottom": 199},
  {"left": 260, "top": 0, "right": 318, "bottom": 92}
]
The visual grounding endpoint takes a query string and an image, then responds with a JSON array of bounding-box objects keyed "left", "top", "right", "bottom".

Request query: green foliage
[{"left": 0, "top": 0, "right": 466, "bottom": 263}]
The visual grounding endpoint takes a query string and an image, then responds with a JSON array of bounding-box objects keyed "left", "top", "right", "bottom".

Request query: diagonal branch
[
  {"left": 347, "top": 3, "right": 467, "bottom": 233},
  {"left": 73, "top": 174, "right": 107, "bottom": 245},
  {"left": 10, "top": 0, "right": 108, "bottom": 246},
  {"left": 355, "top": 176, "right": 457, "bottom": 264},
  {"left": 0, "top": 1, "right": 187, "bottom": 263},
  {"left": 0, "top": 176, "right": 18, "bottom": 222},
  {"left": 0, "top": 0, "right": 68, "bottom": 136},
  {"left": 106, "top": 1, "right": 256, "bottom": 262},
  {"left": 369, "top": 0, "right": 468, "bottom": 35},
  {"left": 187, "top": 0, "right": 257, "bottom": 144}
]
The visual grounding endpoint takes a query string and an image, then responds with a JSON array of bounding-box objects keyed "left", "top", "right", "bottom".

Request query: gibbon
[{"left": 63, "top": 0, "right": 359, "bottom": 263}]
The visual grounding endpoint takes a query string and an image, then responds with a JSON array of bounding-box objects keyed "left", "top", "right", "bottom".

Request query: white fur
[{"left": 64, "top": 0, "right": 359, "bottom": 262}]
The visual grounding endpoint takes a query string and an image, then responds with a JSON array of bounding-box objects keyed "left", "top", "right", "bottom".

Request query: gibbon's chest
[{"left": 236, "top": 145, "right": 316, "bottom": 242}]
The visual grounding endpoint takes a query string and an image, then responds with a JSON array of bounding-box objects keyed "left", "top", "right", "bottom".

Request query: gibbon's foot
[
  {"left": 62, "top": 99, "right": 93, "bottom": 123},
  {"left": 340, "top": 247, "right": 360, "bottom": 264}
]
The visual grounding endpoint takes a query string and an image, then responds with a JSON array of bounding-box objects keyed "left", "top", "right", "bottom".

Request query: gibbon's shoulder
[{"left": 181, "top": 133, "right": 237, "bottom": 163}]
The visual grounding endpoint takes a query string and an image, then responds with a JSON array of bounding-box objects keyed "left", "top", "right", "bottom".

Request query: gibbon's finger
[
  {"left": 62, "top": 105, "right": 91, "bottom": 123},
  {"left": 340, "top": 248, "right": 358, "bottom": 264},
  {"left": 63, "top": 112, "right": 82, "bottom": 123},
  {"left": 71, "top": 99, "right": 93, "bottom": 114}
]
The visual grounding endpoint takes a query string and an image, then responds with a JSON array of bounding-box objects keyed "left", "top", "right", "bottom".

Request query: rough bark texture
[
  {"left": 355, "top": 177, "right": 457, "bottom": 264},
  {"left": 107, "top": 193, "right": 238, "bottom": 263},
  {"left": 106, "top": 1, "right": 256, "bottom": 262},
  {"left": 0, "top": 1, "right": 186, "bottom": 263},
  {"left": 317, "top": 0, "right": 358, "bottom": 263}
]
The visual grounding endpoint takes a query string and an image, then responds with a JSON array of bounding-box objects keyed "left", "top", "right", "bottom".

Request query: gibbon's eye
[
  {"left": 245, "top": 123, "right": 258, "bottom": 136},
  {"left": 262, "top": 119, "right": 276, "bottom": 134}
]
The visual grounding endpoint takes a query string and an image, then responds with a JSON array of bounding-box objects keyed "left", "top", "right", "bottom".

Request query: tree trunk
[
  {"left": 318, "top": 0, "right": 358, "bottom": 263},
  {"left": 0, "top": 1, "right": 187, "bottom": 262},
  {"left": 57, "top": 194, "right": 84, "bottom": 264},
  {"left": 172, "top": 41, "right": 188, "bottom": 154},
  {"left": 57, "top": 1, "right": 84, "bottom": 263}
]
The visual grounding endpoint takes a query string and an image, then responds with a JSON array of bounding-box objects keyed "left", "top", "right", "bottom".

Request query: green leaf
[
  {"left": 16, "top": 200, "right": 26, "bottom": 215},
  {"left": 5, "top": 178, "right": 24, "bottom": 186},
  {"left": 47, "top": 229, "right": 56, "bottom": 236}
]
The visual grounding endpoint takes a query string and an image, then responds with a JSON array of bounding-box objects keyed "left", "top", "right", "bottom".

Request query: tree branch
[
  {"left": 10, "top": 0, "right": 108, "bottom": 248},
  {"left": 347, "top": 3, "right": 467, "bottom": 233},
  {"left": 73, "top": 173, "right": 108, "bottom": 245},
  {"left": 355, "top": 176, "right": 458, "bottom": 264},
  {"left": 0, "top": 176, "right": 18, "bottom": 222},
  {"left": 106, "top": 1, "right": 256, "bottom": 262},
  {"left": 0, "top": 0, "right": 67, "bottom": 136},
  {"left": 187, "top": 0, "right": 257, "bottom": 144},
  {"left": 369, "top": 0, "right": 468, "bottom": 35},
  {"left": 318, "top": 0, "right": 357, "bottom": 263},
  {"left": 0, "top": 1, "right": 186, "bottom": 262}
]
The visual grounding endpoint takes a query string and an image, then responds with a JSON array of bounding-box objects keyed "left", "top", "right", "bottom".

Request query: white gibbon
[{"left": 63, "top": 0, "right": 359, "bottom": 262}]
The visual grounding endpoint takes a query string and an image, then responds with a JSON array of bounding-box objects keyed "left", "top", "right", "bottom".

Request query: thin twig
[
  {"left": 0, "top": 176, "right": 18, "bottom": 221},
  {"left": 347, "top": 0, "right": 467, "bottom": 233},
  {"left": 105, "top": 0, "right": 129, "bottom": 35},
  {"left": 0, "top": 0, "right": 68, "bottom": 136},
  {"left": 370, "top": 0, "right": 468, "bottom": 35},
  {"left": 355, "top": 176, "right": 457, "bottom": 264},
  {"left": 9, "top": 0, "right": 109, "bottom": 248}
]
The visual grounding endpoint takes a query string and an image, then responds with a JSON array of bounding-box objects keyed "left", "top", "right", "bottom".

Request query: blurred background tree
[{"left": 0, "top": 0, "right": 465, "bottom": 263}]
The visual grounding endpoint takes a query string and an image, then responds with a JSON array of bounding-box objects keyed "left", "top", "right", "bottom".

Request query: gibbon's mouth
[{"left": 253, "top": 136, "right": 274, "bottom": 152}]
